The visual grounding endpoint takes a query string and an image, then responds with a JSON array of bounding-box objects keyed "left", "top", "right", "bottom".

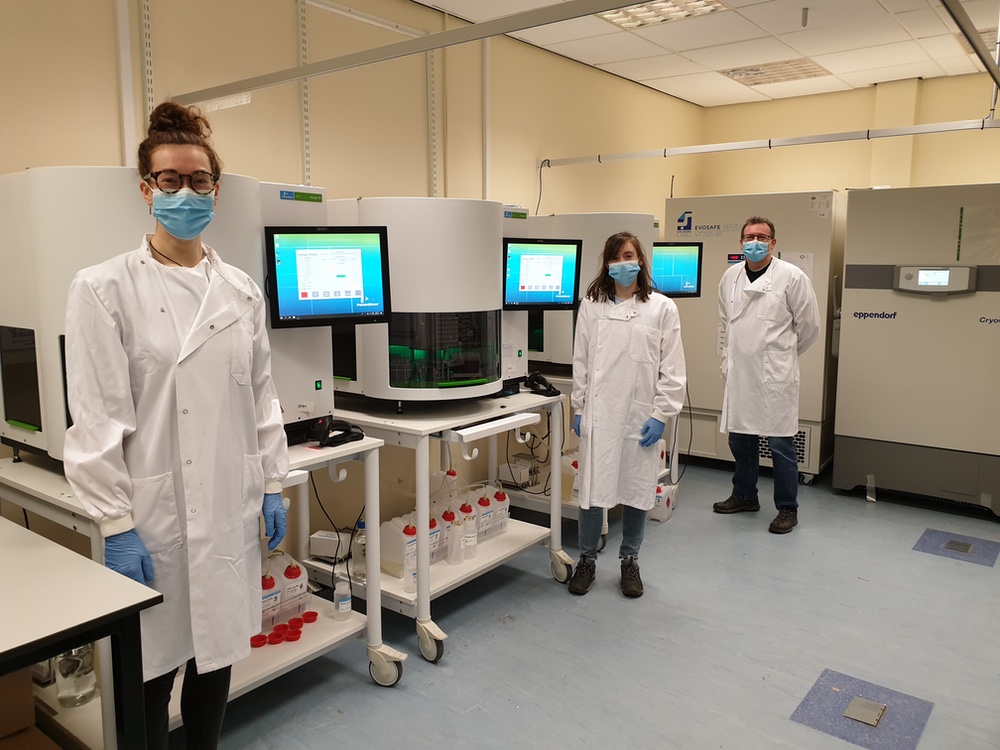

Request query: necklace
[{"left": 148, "top": 239, "right": 184, "bottom": 267}]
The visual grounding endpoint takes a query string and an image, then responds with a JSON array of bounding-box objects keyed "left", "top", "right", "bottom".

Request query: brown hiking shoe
[
  {"left": 713, "top": 496, "right": 761, "bottom": 514},
  {"left": 620, "top": 556, "right": 643, "bottom": 598},
  {"left": 568, "top": 557, "right": 596, "bottom": 595},
  {"left": 769, "top": 508, "right": 798, "bottom": 534}
]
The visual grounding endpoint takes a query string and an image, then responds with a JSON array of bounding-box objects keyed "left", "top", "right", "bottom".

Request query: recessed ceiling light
[
  {"left": 722, "top": 58, "right": 831, "bottom": 86},
  {"left": 599, "top": 1, "right": 727, "bottom": 30},
  {"left": 956, "top": 28, "right": 998, "bottom": 56}
]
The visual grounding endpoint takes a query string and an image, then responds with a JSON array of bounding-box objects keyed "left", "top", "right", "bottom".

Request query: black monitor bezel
[
  {"left": 264, "top": 225, "right": 392, "bottom": 329},
  {"left": 502, "top": 236, "right": 584, "bottom": 312},
  {"left": 651, "top": 240, "right": 703, "bottom": 299}
]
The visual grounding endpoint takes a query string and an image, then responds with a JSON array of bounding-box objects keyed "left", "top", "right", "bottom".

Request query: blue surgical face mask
[
  {"left": 742, "top": 240, "right": 769, "bottom": 263},
  {"left": 152, "top": 188, "right": 215, "bottom": 241},
  {"left": 608, "top": 261, "right": 640, "bottom": 286}
]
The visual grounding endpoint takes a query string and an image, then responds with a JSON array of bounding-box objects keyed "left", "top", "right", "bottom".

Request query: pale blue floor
[{"left": 172, "top": 461, "right": 1000, "bottom": 749}]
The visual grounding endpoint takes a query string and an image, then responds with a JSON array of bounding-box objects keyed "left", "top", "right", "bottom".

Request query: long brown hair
[{"left": 584, "top": 231, "right": 653, "bottom": 303}]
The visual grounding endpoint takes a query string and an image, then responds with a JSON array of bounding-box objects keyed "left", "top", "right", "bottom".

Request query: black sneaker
[
  {"left": 568, "top": 557, "right": 596, "bottom": 595},
  {"left": 620, "top": 556, "right": 643, "bottom": 598},
  {"left": 769, "top": 508, "right": 798, "bottom": 534},
  {"left": 713, "top": 495, "right": 761, "bottom": 513}
]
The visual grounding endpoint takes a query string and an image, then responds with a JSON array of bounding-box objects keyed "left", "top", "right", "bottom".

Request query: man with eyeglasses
[{"left": 714, "top": 216, "right": 820, "bottom": 534}]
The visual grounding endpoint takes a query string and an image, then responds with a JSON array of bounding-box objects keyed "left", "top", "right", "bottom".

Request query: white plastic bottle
[
  {"left": 462, "top": 503, "right": 478, "bottom": 560},
  {"left": 334, "top": 580, "right": 352, "bottom": 621},
  {"left": 401, "top": 524, "right": 417, "bottom": 593},
  {"left": 350, "top": 520, "right": 366, "bottom": 584},
  {"left": 445, "top": 510, "right": 463, "bottom": 564}
]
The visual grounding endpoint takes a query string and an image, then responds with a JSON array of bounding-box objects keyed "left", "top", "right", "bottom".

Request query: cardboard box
[
  {"left": 0, "top": 668, "right": 34, "bottom": 739},
  {"left": 0, "top": 726, "right": 61, "bottom": 749}
]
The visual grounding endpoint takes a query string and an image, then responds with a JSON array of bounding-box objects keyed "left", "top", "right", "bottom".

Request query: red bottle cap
[
  {"left": 284, "top": 564, "right": 301, "bottom": 579},
  {"left": 459, "top": 503, "right": 473, "bottom": 514},
  {"left": 267, "top": 632, "right": 285, "bottom": 645},
  {"left": 403, "top": 524, "right": 417, "bottom": 536},
  {"left": 429, "top": 518, "right": 437, "bottom": 529},
  {"left": 262, "top": 574, "right": 276, "bottom": 590},
  {"left": 478, "top": 496, "right": 490, "bottom": 507},
  {"left": 273, "top": 622, "right": 289, "bottom": 633},
  {"left": 288, "top": 617, "right": 304, "bottom": 629},
  {"left": 446, "top": 469, "right": 457, "bottom": 477},
  {"left": 284, "top": 629, "right": 302, "bottom": 642},
  {"left": 494, "top": 491, "right": 507, "bottom": 502},
  {"left": 572, "top": 460, "right": 578, "bottom": 469},
  {"left": 442, "top": 510, "right": 456, "bottom": 522},
  {"left": 250, "top": 634, "right": 267, "bottom": 648},
  {"left": 302, "top": 610, "right": 318, "bottom": 623}
]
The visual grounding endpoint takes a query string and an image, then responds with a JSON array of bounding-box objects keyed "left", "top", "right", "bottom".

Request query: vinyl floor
[{"left": 173, "top": 460, "right": 1000, "bottom": 750}]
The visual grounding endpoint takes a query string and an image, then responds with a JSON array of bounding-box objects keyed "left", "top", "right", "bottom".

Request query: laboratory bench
[
  {"left": 0, "top": 437, "right": 405, "bottom": 749},
  {"left": 324, "top": 390, "right": 573, "bottom": 664}
]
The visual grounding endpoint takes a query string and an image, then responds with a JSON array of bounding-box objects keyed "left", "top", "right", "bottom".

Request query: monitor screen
[
  {"left": 503, "top": 237, "right": 583, "bottom": 311},
  {"left": 264, "top": 225, "right": 391, "bottom": 328},
  {"left": 651, "top": 241, "right": 703, "bottom": 298}
]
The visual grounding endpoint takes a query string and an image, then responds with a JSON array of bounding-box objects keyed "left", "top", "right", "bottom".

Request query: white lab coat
[
  {"left": 571, "top": 293, "right": 686, "bottom": 510},
  {"left": 63, "top": 239, "right": 288, "bottom": 681},
  {"left": 718, "top": 257, "right": 820, "bottom": 437}
]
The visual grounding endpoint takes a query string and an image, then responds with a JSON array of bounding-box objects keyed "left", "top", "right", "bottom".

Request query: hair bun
[{"left": 147, "top": 102, "right": 212, "bottom": 140}]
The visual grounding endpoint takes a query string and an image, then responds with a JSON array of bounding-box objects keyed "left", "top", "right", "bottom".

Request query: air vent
[{"left": 722, "top": 58, "right": 831, "bottom": 86}]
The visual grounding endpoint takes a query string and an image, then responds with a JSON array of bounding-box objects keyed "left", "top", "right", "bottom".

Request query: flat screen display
[
  {"left": 503, "top": 237, "right": 583, "bottom": 311},
  {"left": 917, "top": 268, "right": 950, "bottom": 287},
  {"left": 651, "top": 241, "right": 703, "bottom": 298},
  {"left": 264, "top": 226, "right": 391, "bottom": 328}
]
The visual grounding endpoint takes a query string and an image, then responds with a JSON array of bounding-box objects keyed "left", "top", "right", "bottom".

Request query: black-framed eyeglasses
[
  {"left": 741, "top": 233, "right": 773, "bottom": 242},
  {"left": 143, "top": 170, "right": 219, "bottom": 195}
]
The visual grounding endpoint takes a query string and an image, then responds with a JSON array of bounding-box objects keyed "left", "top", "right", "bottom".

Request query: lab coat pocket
[
  {"left": 762, "top": 349, "right": 796, "bottom": 386},
  {"left": 230, "top": 318, "right": 254, "bottom": 386},
  {"left": 756, "top": 292, "right": 789, "bottom": 323},
  {"left": 628, "top": 324, "right": 658, "bottom": 364},
  {"left": 130, "top": 472, "right": 183, "bottom": 554},
  {"left": 626, "top": 399, "right": 654, "bottom": 440}
]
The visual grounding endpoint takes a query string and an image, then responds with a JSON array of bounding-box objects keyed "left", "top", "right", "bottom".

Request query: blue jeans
[
  {"left": 579, "top": 505, "right": 647, "bottom": 561},
  {"left": 728, "top": 432, "right": 799, "bottom": 510}
]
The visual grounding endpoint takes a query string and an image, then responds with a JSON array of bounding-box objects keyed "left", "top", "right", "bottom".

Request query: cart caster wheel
[
  {"left": 369, "top": 660, "right": 402, "bottom": 687},
  {"left": 799, "top": 473, "right": 815, "bottom": 486},
  {"left": 597, "top": 534, "right": 607, "bottom": 553},
  {"left": 551, "top": 560, "right": 572, "bottom": 583},
  {"left": 419, "top": 637, "right": 445, "bottom": 663}
]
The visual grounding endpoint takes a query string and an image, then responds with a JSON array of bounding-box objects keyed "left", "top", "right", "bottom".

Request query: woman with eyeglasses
[{"left": 63, "top": 101, "right": 289, "bottom": 749}]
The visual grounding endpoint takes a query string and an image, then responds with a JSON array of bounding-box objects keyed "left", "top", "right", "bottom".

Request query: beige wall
[{"left": 3, "top": 0, "right": 999, "bottom": 538}]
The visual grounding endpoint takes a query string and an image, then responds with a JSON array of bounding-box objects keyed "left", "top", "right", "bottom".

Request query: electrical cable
[{"left": 535, "top": 159, "right": 549, "bottom": 215}]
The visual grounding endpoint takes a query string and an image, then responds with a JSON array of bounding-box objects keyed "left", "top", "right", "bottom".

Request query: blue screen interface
[
  {"left": 503, "top": 239, "right": 581, "bottom": 308},
  {"left": 271, "top": 230, "right": 388, "bottom": 322},
  {"left": 651, "top": 242, "right": 702, "bottom": 298}
]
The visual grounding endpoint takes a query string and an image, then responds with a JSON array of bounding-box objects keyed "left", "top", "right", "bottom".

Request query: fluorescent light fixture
[
  {"left": 722, "top": 58, "right": 830, "bottom": 86},
  {"left": 203, "top": 92, "right": 252, "bottom": 111},
  {"left": 599, "top": 1, "right": 726, "bottom": 30}
]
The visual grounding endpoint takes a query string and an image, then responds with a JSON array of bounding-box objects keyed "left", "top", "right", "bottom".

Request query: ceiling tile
[
  {"left": 813, "top": 40, "right": 932, "bottom": 74},
  {"left": 878, "top": 0, "right": 933, "bottom": 11},
  {"left": 646, "top": 71, "right": 771, "bottom": 105},
  {"left": 739, "top": 0, "right": 893, "bottom": 36},
  {"left": 683, "top": 37, "right": 803, "bottom": 69},
  {"left": 599, "top": 53, "right": 709, "bottom": 80},
  {"left": 835, "top": 59, "right": 948, "bottom": 86},
  {"left": 934, "top": 55, "right": 981, "bottom": 74},
  {"left": 427, "top": 0, "right": 562, "bottom": 23},
  {"left": 509, "top": 15, "right": 617, "bottom": 46},
  {"left": 547, "top": 30, "right": 671, "bottom": 64},
  {"left": 895, "top": 8, "right": 953, "bottom": 38},
  {"left": 632, "top": 10, "right": 769, "bottom": 52},
  {"left": 960, "top": 0, "right": 1000, "bottom": 29},
  {"left": 779, "top": 16, "right": 911, "bottom": 56},
  {"left": 918, "top": 33, "right": 971, "bottom": 57},
  {"left": 750, "top": 75, "right": 853, "bottom": 98}
]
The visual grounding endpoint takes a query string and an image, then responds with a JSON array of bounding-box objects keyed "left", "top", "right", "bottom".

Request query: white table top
[
  {"left": 0, "top": 516, "right": 161, "bottom": 660},
  {"left": 333, "top": 391, "right": 565, "bottom": 437}
]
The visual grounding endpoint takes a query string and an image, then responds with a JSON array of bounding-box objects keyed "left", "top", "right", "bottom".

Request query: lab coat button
[
  {"left": 190, "top": 508, "right": 197, "bottom": 514},
  {"left": 186, "top": 459, "right": 192, "bottom": 465},
  {"left": 182, "top": 409, "right": 189, "bottom": 415},
  {"left": 210, "top": 325, "right": 215, "bottom": 330}
]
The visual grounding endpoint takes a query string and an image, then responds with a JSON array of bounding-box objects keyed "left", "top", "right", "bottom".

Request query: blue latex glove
[
  {"left": 639, "top": 417, "right": 665, "bottom": 448},
  {"left": 263, "top": 492, "right": 286, "bottom": 551},
  {"left": 104, "top": 528, "right": 154, "bottom": 584},
  {"left": 573, "top": 414, "right": 581, "bottom": 437}
]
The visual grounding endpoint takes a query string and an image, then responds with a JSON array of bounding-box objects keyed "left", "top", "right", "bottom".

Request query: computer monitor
[
  {"left": 502, "top": 237, "right": 583, "bottom": 311},
  {"left": 264, "top": 225, "right": 391, "bottom": 328},
  {"left": 651, "top": 241, "right": 702, "bottom": 298}
]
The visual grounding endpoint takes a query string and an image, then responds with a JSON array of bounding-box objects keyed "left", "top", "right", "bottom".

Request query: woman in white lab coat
[
  {"left": 63, "top": 102, "right": 289, "bottom": 750},
  {"left": 569, "top": 232, "right": 687, "bottom": 597}
]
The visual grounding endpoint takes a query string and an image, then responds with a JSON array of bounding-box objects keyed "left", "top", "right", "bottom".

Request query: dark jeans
[
  {"left": 144, "top": 658, "right": 232, "bottom": 750},
  {"left": 728, "top": 432, "right": 799, "bottom": 510},
  {"left": 579, "top": 504, "right": 648, "bottom": 560}
]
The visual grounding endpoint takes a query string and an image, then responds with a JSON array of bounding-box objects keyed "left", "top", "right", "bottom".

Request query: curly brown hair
[{"left": 137, "top": 102, "right": 222, "bottom": 179}]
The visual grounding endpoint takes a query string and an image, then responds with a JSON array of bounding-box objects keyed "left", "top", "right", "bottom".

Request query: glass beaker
[{"left": 56, "top": 643, "right": 97, "bottom": 707}]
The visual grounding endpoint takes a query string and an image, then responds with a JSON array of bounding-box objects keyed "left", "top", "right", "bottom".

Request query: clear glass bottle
[{"left": 56, "top": 643, "right": 97, "bottom": 707}]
